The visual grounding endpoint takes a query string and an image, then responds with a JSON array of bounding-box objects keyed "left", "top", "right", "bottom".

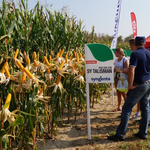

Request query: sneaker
[
  {"left": 107, "top": 135, "right": 124, "bottom": 142},
  {"left": 134, "top": 133, "right": 147, "bottom": 140},
  {"left": 132, "top": 113, "right": 140, "bottom": 120}
]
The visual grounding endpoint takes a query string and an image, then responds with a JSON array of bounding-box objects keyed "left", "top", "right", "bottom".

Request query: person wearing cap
[
  {"left": 114, "top": 48, "right": 129, "bottom": 112},
  {"left": 129, "top": 38, "right": 140, "bottom": 121},
  {"left": 108, "top": 36, "right": 150, "bottom": 141}
]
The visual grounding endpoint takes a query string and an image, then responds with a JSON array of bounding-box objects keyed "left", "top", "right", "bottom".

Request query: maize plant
[{"left": 0, "top": 0, "right": 111, "bottom": 149}]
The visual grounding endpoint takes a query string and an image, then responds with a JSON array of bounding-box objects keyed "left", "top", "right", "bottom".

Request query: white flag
[{"left": 110, "top": 0, "right": 122, "bottom": 49}]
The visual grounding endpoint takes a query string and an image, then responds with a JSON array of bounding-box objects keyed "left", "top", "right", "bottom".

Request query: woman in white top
[{"left": 114, "top": 48, "right": 129, "bottom": 112}]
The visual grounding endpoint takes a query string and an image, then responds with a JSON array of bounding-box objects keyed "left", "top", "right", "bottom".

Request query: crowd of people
[{"left": 108, "top": 36, "right": 150, "bottom": 141}]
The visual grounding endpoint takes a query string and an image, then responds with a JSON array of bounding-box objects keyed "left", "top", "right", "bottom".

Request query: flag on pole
[
  {"left": 110, "top": 0, "right": 122, "bottom": 49},
  {"left": 130, "top": 12, "right": 137, "bottom": 38}
]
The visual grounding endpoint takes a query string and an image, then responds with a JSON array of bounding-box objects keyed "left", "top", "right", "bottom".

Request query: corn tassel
[
  {"left": 5, "top": 93, "right": 11, "bottom": 109},
  {"left": 4, "top": 67, "right": 10, "bottom": 78},
  {"left": 16, "top": 61, "right": 24, "bottom": 71},
  {"left": 14, "top": 49, "right": 19, "bottom": 59},
  {"left": 23, "top": 68, "right": 33, "bottom": 79}
]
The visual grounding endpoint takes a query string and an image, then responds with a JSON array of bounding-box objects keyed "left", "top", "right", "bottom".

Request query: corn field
[{"left": 0, "top": 0, "right": 113, "bottom": 149}]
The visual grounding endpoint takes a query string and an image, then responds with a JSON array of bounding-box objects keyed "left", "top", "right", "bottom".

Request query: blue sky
[{"left": 2, "top": 0, "right": 150, "bottom": 39}]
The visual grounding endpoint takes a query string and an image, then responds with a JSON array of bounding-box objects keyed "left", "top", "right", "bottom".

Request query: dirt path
[{"left": 36, "top": 90, "right": 139, "bottom": 150}]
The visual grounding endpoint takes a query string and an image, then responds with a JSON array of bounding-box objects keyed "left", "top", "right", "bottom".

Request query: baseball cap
[{"left": 135, "top": 36, "right": 146, "bottom": 44}]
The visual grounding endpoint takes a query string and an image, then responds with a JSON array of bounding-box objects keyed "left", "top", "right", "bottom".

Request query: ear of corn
[
  {"left": 46, "top": 68, "right": 50, "bottom": 74},
  {"left": 80, "top": 70, "right": 85, "bottom": 76},
  {"left": 56, "top": 75, "right": 61, "bottom": 85},
  {"left": 22, "top": 72, "right": 26, "bottom": 84},
  {"left": 38, "top": 87, "right": 43, "bottom": 95},
  {"left": 59, "top": 49, "right": 64, "bottom": 57},
  {"left": 65, "top": 52, "right": 68, "bottom": 58},
  {"left": 74, "top": 51, "right": 76, "bottom": 58},
  {"left": 14, "top": 49, "right": 19, "bottom": 59},
  {"left": 5, "top": 93, "right": 11, "bottom": 109},
  {"left": 5, "top": 38, "right": 8, "bottom": 46},
  {"left": 59, "top": 49, "right": 61, "bottom": 54},
  {"left": 23, "top": 68, "right": 33, "bottom": 79},
  {"left": 76, "top": 54, "right": 79, "bottom": 62},
  {"left": 79, "top": 52, "right": 82, "bottom": 58},
  {"left": 16, "top": 61, "right": 24, "bottom": 71},
  {"left": 65, "top": 55, "right": 68, "bottom": 64},
  {"left": 74, "top": 64, "right": 77, "bottom": 70},
  {"left": 43, "top": 59, "right": 45, "bottom": 64},
  {"left": 56, "top": 52, "right": 60, "bottom": 58},
  {"left": 33, "top": 52, "right": 37, "bottom": 61},
  {"left": 1, "top": 62, "right": 8, "bottom": 73},
  {"left": 49, "top": 55, "right": 52, "bottom": 61},
  {"left": 69, "top": 53, "right": 72, "bottom": 60},
  {"left": 4, "top": 67, "right": 10, "bottom": 77},
  {"left": 44, "top": 56, "right": 50, "bottom": 66},
  {"left": 34, "top": 60, "right": 37, "bottom": 67},
  {"left": 27, "top": 58, "right": 30, "bottom": 65},
  {"left": 59, "top": 60, "right": 64, "bottom": 69}
]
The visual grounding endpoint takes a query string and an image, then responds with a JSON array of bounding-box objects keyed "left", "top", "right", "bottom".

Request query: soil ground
[{"left": 36, "top": 89, "right": 149, "bottom": 150}]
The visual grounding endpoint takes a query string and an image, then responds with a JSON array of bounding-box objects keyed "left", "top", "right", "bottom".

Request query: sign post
[{"left": 85, "top": 43, "right": 115, "bottom": 140}]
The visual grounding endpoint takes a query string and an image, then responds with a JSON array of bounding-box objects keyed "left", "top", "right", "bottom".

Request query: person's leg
[
  {"left": 116, "top": 83, "right": 150, "bottom": 139},
  {"left": 121, "top": 91, "right": 126, "bottom": 101},
  {"left": 132, "top": 101, "right": 140, "bottom": 120},
  {"left": 137, "top": 101, "right": 140, "bottom": 112},
  {"left": 138, "top": 88, "right": 150, "bottom": 138},
  {"left": 117, "top": 91, "right": 122, "bottom": 110}
]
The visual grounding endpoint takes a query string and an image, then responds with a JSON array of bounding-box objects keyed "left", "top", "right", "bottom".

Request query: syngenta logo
[{"left": 91, "top": 76, "right": 110, "bottom": 82}]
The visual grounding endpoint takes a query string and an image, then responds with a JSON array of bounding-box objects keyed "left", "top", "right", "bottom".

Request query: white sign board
[
  {"left": 85, "top": 43, "right": 115, "bottom": 140},
  {"left": 85, "top": 44, "right": 115, "bottom": 83}
]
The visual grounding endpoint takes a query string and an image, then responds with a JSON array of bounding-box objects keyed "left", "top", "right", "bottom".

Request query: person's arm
[
  {"left": 128, "top": 66, "right": 137, "bottom": 90},
  {"left": 121, "top": 59, "right": 129, "bottom": 73}
]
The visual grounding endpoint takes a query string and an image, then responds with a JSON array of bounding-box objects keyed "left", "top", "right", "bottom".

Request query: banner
[
  {"left": 130, "top": 12, "right": 137, "bottom": 38},
  {"left": 110, "top": 0, "right": 122, "bottom": 49}
]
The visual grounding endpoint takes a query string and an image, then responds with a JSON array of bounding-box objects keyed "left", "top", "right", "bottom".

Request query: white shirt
[{"left": 115, "top": 57, "right": 128, "bottom": 70}]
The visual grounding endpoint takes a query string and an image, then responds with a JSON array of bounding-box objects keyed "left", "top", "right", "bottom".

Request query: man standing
[
  {"left": 108, "top": 36, "right": 150, "bottom": 141},
  {"left": 129, "top": 38, "right": 140, "bottom": 120}
]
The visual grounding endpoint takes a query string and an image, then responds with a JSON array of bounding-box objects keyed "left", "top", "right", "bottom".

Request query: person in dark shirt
[{"left": 108, "top": 36, "right": 150, "bottom": 141}]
